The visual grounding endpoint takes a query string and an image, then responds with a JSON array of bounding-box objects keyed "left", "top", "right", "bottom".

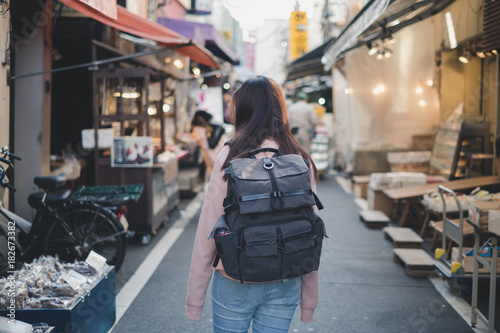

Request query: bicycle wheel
[{"left": 42, "top": 202, "right": 127, "bottom": 271}]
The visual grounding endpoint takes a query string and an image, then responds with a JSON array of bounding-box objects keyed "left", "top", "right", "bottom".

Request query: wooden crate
[
  {"left": 393, "top": 248, "right": 436, "bottom": 276},
  {"left": 383, "top": 227, "right": 423, "bottom": 248},
  {"left": 367, "top": 186, "right": 394, "bottom": 217}
]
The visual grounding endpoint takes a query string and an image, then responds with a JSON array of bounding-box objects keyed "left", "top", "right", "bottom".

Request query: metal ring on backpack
[{"left": 263, "top": 161, "right": 274, "bottom": 170}]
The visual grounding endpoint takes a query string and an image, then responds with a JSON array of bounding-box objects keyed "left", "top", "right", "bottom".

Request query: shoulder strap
[{"left": 246, "top": 147, "right": 283, "bottom": 158}]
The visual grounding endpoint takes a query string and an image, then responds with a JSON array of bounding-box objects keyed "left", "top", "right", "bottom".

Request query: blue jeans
[{"left": 212, "top": 270, "right": 301, "bottom": 333}]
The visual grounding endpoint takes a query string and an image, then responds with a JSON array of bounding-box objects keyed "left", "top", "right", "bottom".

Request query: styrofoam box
[
  {"left": 488, "top": 210, "right": 500, "bottom": 236},
  {"left": 81, "top": 128, "right": 114, "bottom": 149},
  {"left": 369, "top": 172, "right": 427, "bottom": 190},
  {"left": 387, "top": 151, "right": 432, "bottom": 164}
]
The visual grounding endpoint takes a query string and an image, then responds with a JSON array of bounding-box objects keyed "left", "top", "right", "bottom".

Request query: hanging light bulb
[
  {"left": 368, "top": 44, "right": 379, "bottom": 56},
  {"left": 458, "top": 51, "right": 471, "bottom": 64},
  {"left": 385, "top": 35, "right": 397, "bottom": 44},
  {"left": 384, "top": 49, "right": 393, "bottom": 58},
  {"left": 376, "top": 51, "right": 384, "bottom": 60}
]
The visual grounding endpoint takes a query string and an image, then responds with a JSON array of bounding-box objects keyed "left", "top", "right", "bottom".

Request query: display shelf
[{"left": 429, "top": 122, "right": 491, "bottom": 180}]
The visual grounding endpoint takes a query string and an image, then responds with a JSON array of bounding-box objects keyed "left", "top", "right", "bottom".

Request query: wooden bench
[{"left": 382, "top": 176, "right": 500, "bottom": 226}]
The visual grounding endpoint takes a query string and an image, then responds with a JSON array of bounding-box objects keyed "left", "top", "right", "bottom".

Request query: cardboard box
[
  {"left": 452, "top": 247, "right": 500, "bottom": 274},
  {"left": 367, "top": 186, "right": 393, "bottom": 217},
  {"left": 488, "top": 210, "right": 500, "bottom": 236},
  {"left": 0, "top": 268, "right": 115, "bottom": 333},
  {"left": 468, "top": 201, "right": 500, "bottom": 229}
]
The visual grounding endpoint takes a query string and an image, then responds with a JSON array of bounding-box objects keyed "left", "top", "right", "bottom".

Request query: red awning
[{"left": 58, "top": 0, "right": 222, "bottom": 69}]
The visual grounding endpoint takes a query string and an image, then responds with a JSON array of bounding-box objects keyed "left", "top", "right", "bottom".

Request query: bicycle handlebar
[
  {"left": 1, "top": 146, "right": 22, "bottom": 161},
  {"left": 6, "top": 152, "right": 21, "bottom": 160},
  {"left": 0, "top": 156, "right": 12, "bottom": 166},
  {"left": 2, "top": 181, "right": 15, "bottom": 192}
]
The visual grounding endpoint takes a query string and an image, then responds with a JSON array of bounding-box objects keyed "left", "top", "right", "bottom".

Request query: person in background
[
  {"left": 190, "top": 110, "right": 226, "bottom": 181},
  {"left": 223, "top": 92, "right": 233, "bottom": 125},
  {"left": 186, "top": 76, "right": 319, "bottom": 332},
  {"left": 287, "top": 92, "right": 318, "bottom": 151}
]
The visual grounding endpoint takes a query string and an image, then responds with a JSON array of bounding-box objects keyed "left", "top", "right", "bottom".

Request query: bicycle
[{"left": 0, "top": 147, "right": 128, "bottom": 275}]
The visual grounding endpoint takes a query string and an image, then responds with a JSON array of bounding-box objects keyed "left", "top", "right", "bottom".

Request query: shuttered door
[{"left": 482, "top": 0, "right": 500, "bottom": 52}]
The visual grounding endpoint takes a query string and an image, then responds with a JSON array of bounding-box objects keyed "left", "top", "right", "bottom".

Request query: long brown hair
[{"left": 222, "top": 76, "right": 317, "bottom": 176}]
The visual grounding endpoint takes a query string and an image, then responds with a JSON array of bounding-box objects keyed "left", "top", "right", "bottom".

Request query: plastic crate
[{"left": 69, "top": 184, "right": 144, "bottom": 207}]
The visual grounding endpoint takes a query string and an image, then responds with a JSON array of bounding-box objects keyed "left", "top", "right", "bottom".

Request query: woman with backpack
[{"left": 186, "top": 76, "right": 321, "bottom": 332}]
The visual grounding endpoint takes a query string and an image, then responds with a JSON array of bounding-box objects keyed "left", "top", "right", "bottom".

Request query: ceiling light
[
  {"left": 476, "top": 51, "right": 486, "bottom": 58},
  {"left": 458, "top": 51, "right": 472, "bottom": 64},
  {"left": 419, "top": 100, "right": 426, "bottom": 107},
  {"left": 192, "top": 67, "right": 201, "bottom": 76},
  {"left": 223, "top": 83, "right": 231, "bottom": 90},
  {"left": 376, "top": 52, "right": 384, "bottom": 60},
  {"left": 201, "top": 84, "right": 208, "bottom": 90},
  {"left": 344, "top": 88, "right": 352, "bottom": 94},
  {"left": 318, "top": 98, "right": 326, "bottom": 105},
  {"left": 147, "top": 106, "right": 157, "bottom": 115},
  {"left": 162, "top": 104, "right": 171, "bottom": 113},
  {"left": 416, "top": 87, "right": 423, "bottom": 94},
  {"left": 426, "top": 80, "right": 433, "bottom": 87},
  {"left": 493, "top": 50, "right": 498, "bottom": 55},
  {"left": 445, "top": 12, "right": 457, "bottom": 49},
  {"left": 384, "top": 49, "right": 393, "bottom": 58},
  {"left": 385, "top": 36, "right": 397, "bottom": 44},
  {"left": 174, "top": 59, "right": 183, "bottom": 68},
  {"left": 368, "top": 44, "right": 379, "bottom": 56}
]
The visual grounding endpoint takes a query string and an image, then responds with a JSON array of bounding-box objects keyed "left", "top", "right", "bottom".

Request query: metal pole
[
  {"left": 488, "top": 236, "right": 498, "bottom": 332},
  {"left": 471, "top": 227, "right": 479, "bottom": 327}
]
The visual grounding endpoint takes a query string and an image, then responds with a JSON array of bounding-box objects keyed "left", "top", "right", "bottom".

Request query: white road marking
[
  {"left": 115, "top": 191, "right": 205, "bottom": 322},
  {"left": 428, "top": 277, "right": 490, "bottom": 332}
]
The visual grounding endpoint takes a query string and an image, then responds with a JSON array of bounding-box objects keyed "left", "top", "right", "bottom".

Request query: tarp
[
  {"left": 322, "top": 0, "right": 455, "bottom": 70},
  {"left": 322, "top": 0, "right": 390, "bottom": 70},
  {"left": 58, "top": 0, "right": 222, "bottom": 69},
  {"left": 158, "top": 18, "right": 239, "bottom": 65}
]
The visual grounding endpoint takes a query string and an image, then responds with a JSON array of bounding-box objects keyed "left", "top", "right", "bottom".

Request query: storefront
[
  {"left": 322, "top": 0, "right": 495, "bottom": 178},
  {"left": 10, "top": 0, "right": 222, "bottom": 240}
]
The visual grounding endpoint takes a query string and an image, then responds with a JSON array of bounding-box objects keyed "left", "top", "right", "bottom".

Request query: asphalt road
[{"left": 112, "top": 175, "right": 477, "bottom": 333}]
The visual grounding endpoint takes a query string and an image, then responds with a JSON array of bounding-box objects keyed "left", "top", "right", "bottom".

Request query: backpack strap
[
  {"left": 246, "top": 147, "right": 282, "bottom": 158},
  {"left": 313, "top": 192, "right": 324, "bottom": 210}
]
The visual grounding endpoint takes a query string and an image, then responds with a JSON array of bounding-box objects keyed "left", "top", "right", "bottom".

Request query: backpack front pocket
[
  {"left": 280, "top": 220, "right": 314, "bottom": 254},
  {"left": 242, "top": 225, "right": 278, "bottom": 257}
]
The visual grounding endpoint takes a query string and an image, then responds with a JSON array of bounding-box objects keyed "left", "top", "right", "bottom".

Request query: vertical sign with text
[{"left": 290, "top": 10, "right": 308, "bottom": 61}]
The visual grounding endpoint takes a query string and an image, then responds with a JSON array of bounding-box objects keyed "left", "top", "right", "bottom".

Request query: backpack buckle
[{"left": 262, "top": 158, "right": 274, "bottom": 170}]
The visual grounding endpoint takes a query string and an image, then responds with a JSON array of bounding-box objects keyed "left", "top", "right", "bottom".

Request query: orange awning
[{"left": 58, "top": 0, "right": 222, "bottom": 69}]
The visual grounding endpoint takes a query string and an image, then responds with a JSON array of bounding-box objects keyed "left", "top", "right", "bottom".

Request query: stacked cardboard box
[
  {"left": 452, "top": 247, "right": 500, "bottom": 273},
  {"left": 468, "top": 201, "right": 500, "bottom": 229}
]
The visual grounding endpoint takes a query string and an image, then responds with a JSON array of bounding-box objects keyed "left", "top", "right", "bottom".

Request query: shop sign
[
  {"left": 290, "top": 10, "right": 308, "bottom": 61},
  {"left": 185, "top": 0, "right": 212, "bottom": 14},
  {"left": 78, "top": 0, "right": 117, "bottom": 19},
  {"left": 112, "top": 137, "right": 153, "bottom": 167}
]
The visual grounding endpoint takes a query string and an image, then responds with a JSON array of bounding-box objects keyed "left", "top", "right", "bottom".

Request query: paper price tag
[
  {"left": 86, "top": 250, "right": 108, "bottom": 271},
  {"left": 64, "top": 270, "right": 87, "bottom": 291}
]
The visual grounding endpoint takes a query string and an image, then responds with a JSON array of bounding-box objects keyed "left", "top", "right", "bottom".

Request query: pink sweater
[{"left": 185, "top": 139, "right": 319, "bottom": 323}]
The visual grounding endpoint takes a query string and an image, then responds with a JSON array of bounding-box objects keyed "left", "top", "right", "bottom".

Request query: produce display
[{"left": 0, "top": 255, "right": 110, "bottom": 309}]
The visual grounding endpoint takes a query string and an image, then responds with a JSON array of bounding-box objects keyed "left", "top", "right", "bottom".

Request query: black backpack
[{"left": 211, "top": 148, "right": 327, "bottom": 283}]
